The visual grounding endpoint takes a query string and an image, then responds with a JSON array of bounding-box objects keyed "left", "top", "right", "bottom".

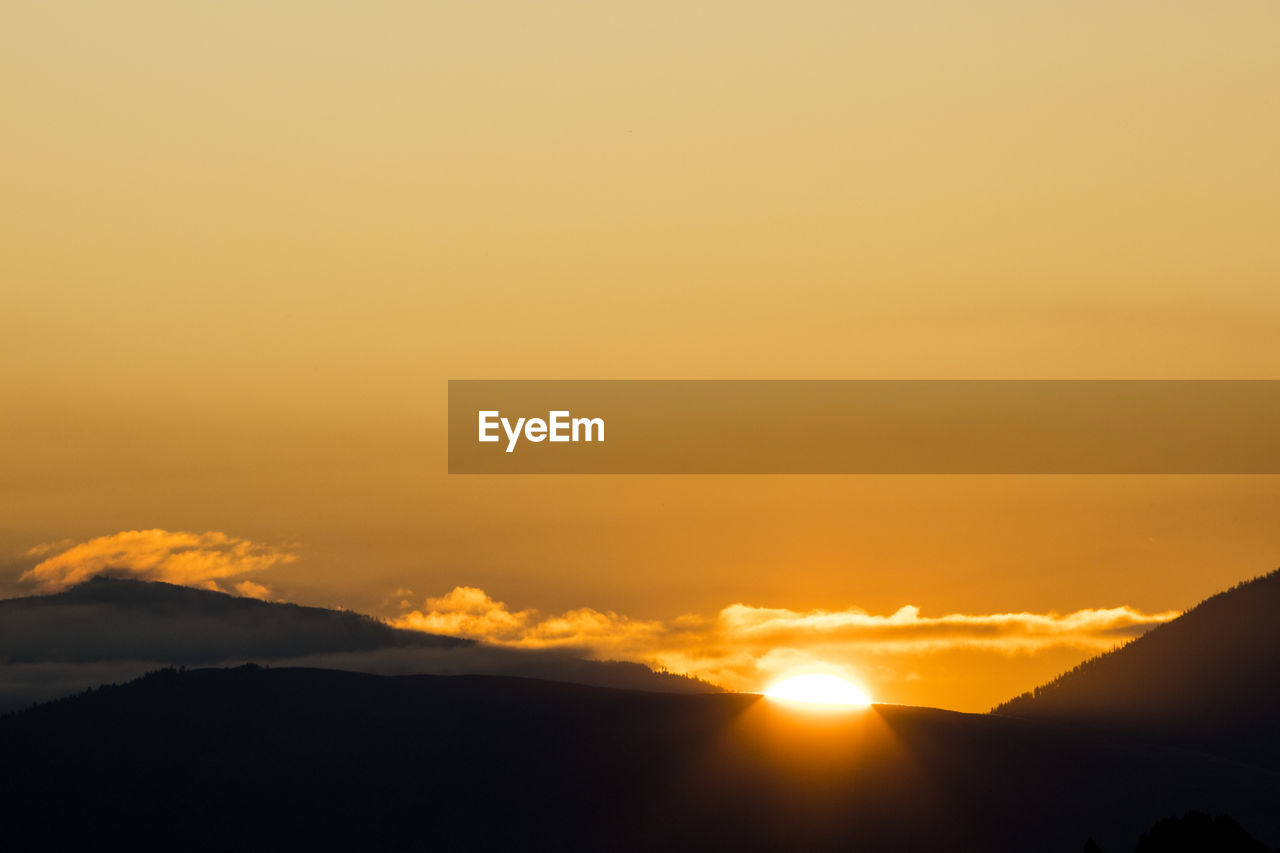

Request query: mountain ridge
[
  {"left": 2, "top": 663, "right": 1277, "bottom": 852},
  {"left": 0, "top": 577, "right": 716, "bottom": 711},
  {"left": 995, "top": 567, "right": 1280, "bottom": 769}
]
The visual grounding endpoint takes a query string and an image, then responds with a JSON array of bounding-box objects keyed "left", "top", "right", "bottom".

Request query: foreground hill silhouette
[
  {"left": 2, "top": 666, "right": 1277, "bottom": 853},
  {"left": 0, "top": 578, "right": 712, "bottom": 711},
  {"left": 996, "top": 568, "right": 1280, "bottom": 769}
]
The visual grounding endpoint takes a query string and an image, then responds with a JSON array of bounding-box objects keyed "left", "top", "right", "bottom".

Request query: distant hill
[
  {"left": 0, "top": 578, "right": 714, "bottom": 711},
  {"left": 1, "top": 666, "right": 1276, "bottom": 853},
  {"left": 995, "top": 568, "right": 1280, "bottom": 769},
  {"left": 0, "top": 576, "right": 467, "bottom": 663}
]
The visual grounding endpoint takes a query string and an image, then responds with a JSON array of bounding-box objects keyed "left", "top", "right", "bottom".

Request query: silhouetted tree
[{"left": 1133, "top": 811, "right": 1267, "bottom": 853}]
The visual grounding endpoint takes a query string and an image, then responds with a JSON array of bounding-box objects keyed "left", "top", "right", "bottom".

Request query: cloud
[
  {"left": 391, "top": 587, "right": 670, "bottom": 654},
  {"left": 390, "top": 589, "right": 1179, "bottom": 693},
  {"left": 234, "top": 581, "right": 275, "bottom": 601},
  {"left": 714, "top": 602, "right": 1172, "bottom": 653},
  {"left": 22, "top": 539, "right": 74, "bottom": 558},
  {"left": 394, "top": 587, "right": 535, "bottom": 639},
  {"left": 20, "top": 530, "right": 296, "bottom": 593}
]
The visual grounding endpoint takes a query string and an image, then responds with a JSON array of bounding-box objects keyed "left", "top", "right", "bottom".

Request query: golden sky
[{"left": 3, "top": 1, "right": 1279, "bottom": 711}]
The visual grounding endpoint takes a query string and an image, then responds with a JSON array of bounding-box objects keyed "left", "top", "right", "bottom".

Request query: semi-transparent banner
[{"left": 448, "top": 380, "right": 1280, "bottom": 474}]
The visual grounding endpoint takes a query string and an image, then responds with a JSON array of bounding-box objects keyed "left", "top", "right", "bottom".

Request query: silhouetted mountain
[
  {"left": 1, "top": 665, "right": 1277, "bottom": 853},
  {"left": 0, "top": 576, "right": 467, "bottom": 663},
  {"left": 0, "top": 578, "right": 714, "bottom": 711},
  {"left": 995, "top": 568, "right": 1280, "bottom": 769}
]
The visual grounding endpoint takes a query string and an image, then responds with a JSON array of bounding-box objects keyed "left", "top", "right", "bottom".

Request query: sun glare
[{"left": 765, "top": 674, "right": 872, "bottom": 709}]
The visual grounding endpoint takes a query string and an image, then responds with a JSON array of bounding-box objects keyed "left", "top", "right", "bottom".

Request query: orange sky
[{"left": 3, "top": 1, "right": 1279, "bottom": 711}]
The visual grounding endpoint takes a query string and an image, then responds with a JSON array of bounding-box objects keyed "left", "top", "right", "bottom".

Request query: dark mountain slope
[
  {"left": 2, "top": 665, "right": 1277, "bottom": 853},
  {"left": 995, "top": 568, "right": 1280, "bottom": 768},
  {"left": 0, "top": 579, "right": 713, "bottom": 711},
  {"left": 0, "top": 576, "right": 466, "bottom": 663}
]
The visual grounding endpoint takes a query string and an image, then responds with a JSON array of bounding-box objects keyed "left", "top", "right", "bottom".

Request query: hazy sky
[{"left": 3, "top": 1, "right": 1279, "bottom": 710}]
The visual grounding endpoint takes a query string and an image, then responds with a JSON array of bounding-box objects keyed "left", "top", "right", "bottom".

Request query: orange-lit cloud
[
  {"left": 20, "top": 530, "right": 295, "bottom": 594},
  {"left": 233, "top": 580, "right": 275, "bottom": 601},
  {"left": 393, "top": 587, "right": 667, "bottom": 649},
  {"left": 390, "top": 589, "right": 1179, "bottom": 692}
]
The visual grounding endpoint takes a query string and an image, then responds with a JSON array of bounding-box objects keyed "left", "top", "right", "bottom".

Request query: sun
[{"left": 765, "top": 673, "right": 872, "bottom": 708}]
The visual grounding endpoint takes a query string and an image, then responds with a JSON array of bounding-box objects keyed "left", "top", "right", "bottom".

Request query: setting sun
[{"left": 765, "top": 674, "right": 872, "bottom": 708}]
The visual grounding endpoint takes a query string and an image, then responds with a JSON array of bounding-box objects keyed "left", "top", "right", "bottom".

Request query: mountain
[
  {"left": 1, "top": 665, "right": 1277, "bottom": 853},
  {"left": 995, "top": 568, "right": 1280, "bottom": 769},
  {"left": 0, "top": 576, "right": 468, "bottom": 663},
  {"left": 0, "top": 578, "right": 713, "bottom": 711}
]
